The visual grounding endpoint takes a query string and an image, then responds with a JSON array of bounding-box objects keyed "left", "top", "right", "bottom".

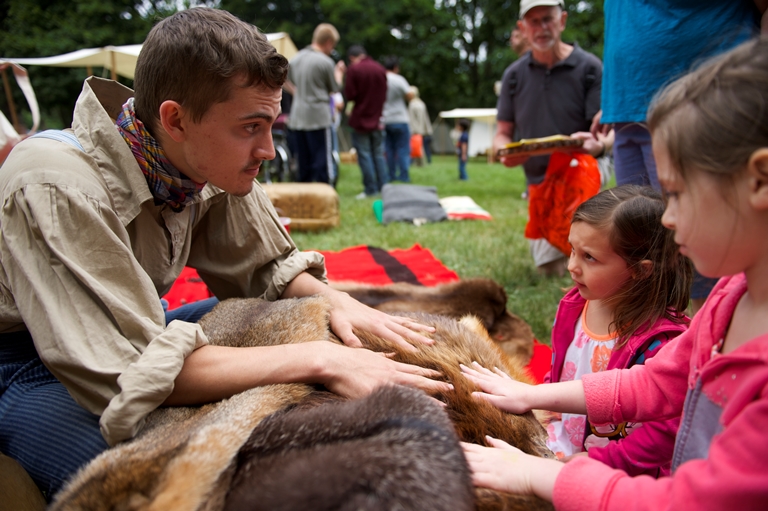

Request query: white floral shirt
[{"left": 546, "top": 302, "right": 615, "bottom": 459}]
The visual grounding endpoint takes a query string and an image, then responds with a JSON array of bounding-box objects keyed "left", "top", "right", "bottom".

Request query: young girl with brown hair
[{"left": 543, "top": 185, "right": 691, "bottom": 476}]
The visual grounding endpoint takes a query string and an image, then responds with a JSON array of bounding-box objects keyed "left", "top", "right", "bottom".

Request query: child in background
[
  {"left": 542, "top": 185, "right": 691, "bottom": 476},
  {"left": 457, "top": 118, "right": 470, "bottom": 180},
  {"left": 460, "top": 37, "right": 768, "bottom": 510}
]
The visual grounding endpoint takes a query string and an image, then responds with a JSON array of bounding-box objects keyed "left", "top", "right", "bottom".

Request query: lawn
[{"left": 288, "top": 154, "right": 574, "bottom": 345}]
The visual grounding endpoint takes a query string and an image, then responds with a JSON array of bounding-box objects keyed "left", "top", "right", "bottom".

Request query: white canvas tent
[
  {"left": 6, "top": 45, "right": 143, "bottom": 80},
  {"left": 437, "top": 108, "right": 497, "bottom": 161},
  {"left": 0, "top": 33, "right": 299, "bottom": 80}
]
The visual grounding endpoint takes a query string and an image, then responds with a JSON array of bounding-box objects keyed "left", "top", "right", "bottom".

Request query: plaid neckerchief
[{"left": 115, "top": 98, "right": 205, "bottom": 212}]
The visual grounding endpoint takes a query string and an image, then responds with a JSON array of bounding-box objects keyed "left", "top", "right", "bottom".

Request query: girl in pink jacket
[
  {"left": 543, "top": 185, "right": 691, "bottom": 476},
  {"left": 461, "top": 37, "right": 768, "bottom": 511}
]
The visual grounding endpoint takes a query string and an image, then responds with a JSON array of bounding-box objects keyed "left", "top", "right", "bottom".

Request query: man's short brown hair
[
  {"left": 134, "top": 7, "right": 288, "bottom": 134},
  {"left": 312, "top": 23, "right": 340, "bottom": 46}
]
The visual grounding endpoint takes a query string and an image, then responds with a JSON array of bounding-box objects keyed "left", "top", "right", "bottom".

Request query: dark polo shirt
[
  {"left": 496, "top": 43, "right": 602, "bottom": 184},
  {"left": 345, "top": 56, "right": 388, "bottom": 132}
]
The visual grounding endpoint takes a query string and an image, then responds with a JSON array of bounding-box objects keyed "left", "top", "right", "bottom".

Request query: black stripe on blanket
[{"left": 367, "top": 246, "right": 422, "bottom": 285}]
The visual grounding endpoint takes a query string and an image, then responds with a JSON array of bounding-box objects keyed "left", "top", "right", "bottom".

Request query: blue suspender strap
[{"left": 29, "top": 130, "right": 84, "bottom": 152}]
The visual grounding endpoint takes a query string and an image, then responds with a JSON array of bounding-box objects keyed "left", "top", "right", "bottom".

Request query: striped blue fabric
[
  {"left": 29, "top": 130, "right": 84, "bottom": 151},
  {"left": 0, "top": 299, "right": 219, "bottom": 500},
  {"left": 0, "top": 332, "right": 107, "bottom": 500}
]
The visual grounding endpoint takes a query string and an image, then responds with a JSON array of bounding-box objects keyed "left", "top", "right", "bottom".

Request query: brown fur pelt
[
  {"left": 51, "top": 296, "right": 554, "bottom": 511},
  {"left": 333, "top": 278, "right": 536, "bottom": 364}
]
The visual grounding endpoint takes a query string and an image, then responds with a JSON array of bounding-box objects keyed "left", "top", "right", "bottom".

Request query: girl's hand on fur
[
  {"left": 461, "top": 437, "right": 560, "bottom": 501},
  {"left": 326, "top": 290, "right": 436, "bottom": 353},
  {"left": 460, "top": 362, "right": 533, "bottom": 414},
  {"left": 321, "top": 343, "right": 452, "bottom": 399}
]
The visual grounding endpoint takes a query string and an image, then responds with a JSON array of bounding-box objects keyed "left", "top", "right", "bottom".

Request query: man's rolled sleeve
[
  {"left": 264, "top": 249, "right": 326, "bottom": 301},
  {"left": 100, "top": 320, "right": 208, "bottom": 445}
]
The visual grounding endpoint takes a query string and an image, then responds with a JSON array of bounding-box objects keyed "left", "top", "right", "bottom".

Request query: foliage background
[{"left": 0, "top": 0, "right": 604, "bottom": 129}]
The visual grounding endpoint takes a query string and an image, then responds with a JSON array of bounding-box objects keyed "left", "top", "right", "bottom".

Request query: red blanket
[
  {"left": 317, "top": 244, "right": 459, "bottom": 286},
  {"left": 163, "top": 245, "right": 551, "bottom": 383}
]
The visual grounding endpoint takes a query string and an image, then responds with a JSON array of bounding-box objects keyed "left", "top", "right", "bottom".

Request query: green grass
[{"left": 289, "top": 154, "right": 574, "bottom": 345}]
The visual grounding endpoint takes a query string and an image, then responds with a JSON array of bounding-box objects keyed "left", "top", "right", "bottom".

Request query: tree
[
  {"left": 0, "top": 0, "right": 178, "bottom": 127},
  {"left": 222, "top": 0, "right": 603, "bottom": 116},
  {"left": 1, "top": 0, "right": 604, "bottom": 129}
]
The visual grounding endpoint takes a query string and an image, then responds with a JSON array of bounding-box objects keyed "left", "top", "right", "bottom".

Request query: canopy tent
[
  {"left": 438, "top": 108, "right": 497, "bottom": 122},
  {"left": 436, "top": 108, "right": 498, "bottom": 161},
  {"left": 0, "top": 32, "right": 299, "bottom": 80},
  {"left": 266, "top": 32, "right": 298, "bottom": 61},
  {"left": 6, "top": 45, "right": 142, "bottom": 80}
]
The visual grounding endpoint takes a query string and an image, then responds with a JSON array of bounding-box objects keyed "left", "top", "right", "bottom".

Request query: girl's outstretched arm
[
  {"left": 461, "top": 437, "right": 563, "bottom": 502},
  {"left": 461, "top": 362, "right": 587, "bottom": 414}
]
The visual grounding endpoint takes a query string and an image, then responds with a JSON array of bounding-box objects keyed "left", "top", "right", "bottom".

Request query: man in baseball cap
[
  {"left": 493, "top": 0, "right": 604, "bottom": 276},
  {"left": 519, "top": 0, "right": 565, "bottom": 18}
]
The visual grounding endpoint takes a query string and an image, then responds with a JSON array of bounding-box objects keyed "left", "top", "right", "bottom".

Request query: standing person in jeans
[
  {"left": 344, "top": 45, "right": 389, "bottom": 199},
  {"left": 287, "top": 23, "right": 346, "bottom": 184},
  {"left": 382, "top": 56, "right": 414, "bottom": 182},
  {"left": 590, "top": 0, "right": 760, "bottom": 313},
  {"left": 408, "top": 86, "right": 433, "bottom": 166},
  {"left": 456, "top": 118, "right": 470, "bottom": 181}
]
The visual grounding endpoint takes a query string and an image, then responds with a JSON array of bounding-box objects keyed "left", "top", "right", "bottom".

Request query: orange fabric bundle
[
  {"left": 524, "top": 151, "right": 601, "bottom": 256},
  {"left": 410, "top": 134, "right": 423, "bottom": 158}
]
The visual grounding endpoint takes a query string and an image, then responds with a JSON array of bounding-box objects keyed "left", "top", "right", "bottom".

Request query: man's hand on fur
[
  {"left": 320, "top": 343, "right": 452, "bottom": 399},
  {"left": 461, "top": 437, "right": 561, "bottom": 501},
  {"left": 326, "top": 289, "right": 436, "bottom": 352},
  {"left": 460, "top": 361, "right": 534, "bottom": 414}
]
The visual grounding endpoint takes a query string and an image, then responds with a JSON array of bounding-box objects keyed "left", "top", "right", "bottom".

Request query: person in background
[
  {"left": 457, "top": 118, "right": 470, "bottom": 181},
  {"left": 287, "top": 23, "right": 346, "bottom": 184},
  {"left": 329, "top": 91, "right": 344, "bottom": 186},
  {"left": 510, "top": 26, "right": 531, "bottom": 57},
  {"left": 408, "top": 86, "right": 433, "bottom": 166},
  {"left": 590, "top": 0, "right": 761, "bottom": 314},
  {"left": 494, "top": 0, "right": 604, "bottom": 277},
  {"left": 382, "top": 56, "right": 414, "bottom": 182},
  {"left": 344, "top": 45, "right": 389, "bottom": 199}
]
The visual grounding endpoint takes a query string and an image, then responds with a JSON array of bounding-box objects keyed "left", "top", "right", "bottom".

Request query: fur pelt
[
  {"left": 333, "top": 279, "right": 535, "bottom": 364},
  {"left": 51, "top": 296, "right": 554, "bottom": 511}
]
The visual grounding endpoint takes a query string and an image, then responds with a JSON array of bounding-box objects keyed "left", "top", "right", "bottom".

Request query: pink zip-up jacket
[
  {"left": 553, "top": 274, "right": 768, "bottom": 511},
  {"left": 546, "top": 288, "right": 685, "bottom": 476}
]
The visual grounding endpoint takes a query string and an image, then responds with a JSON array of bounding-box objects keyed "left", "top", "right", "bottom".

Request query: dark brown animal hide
[
  {"left": 51, "top": 296, "right": 554, "bottom": 511},
  {"left": 333, "top": 278, "right": 535, "bottom": 364},
  {"left": 225, "top": 387, "right": 473, "bottom": 511}
]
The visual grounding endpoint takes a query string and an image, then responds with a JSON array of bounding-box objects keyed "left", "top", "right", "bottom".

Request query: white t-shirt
[{"left": 382, "top": 72, "right": 411, "bottom": 125}]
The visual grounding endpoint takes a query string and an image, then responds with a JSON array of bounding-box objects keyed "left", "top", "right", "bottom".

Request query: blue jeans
[
  {"left": 0, "top": 298, "right": 220, "bottom": 500},
  {"left": 458, "top": 159, "right": 468, "bottom": 180},
  {"left": 353, "top": 129, "right": 389, "bottom": 195},
  {"left": 384, "top": 123, "right": 411, "bottom": 182},
  {"left": 423, "top": 135, "right": 433, "bottom": 164},
  {"left": 294, "top": 127, "right": 333, "bottom": 184},
  {"left": 613, "top": 123, "right": 660, "bottom": 191}
]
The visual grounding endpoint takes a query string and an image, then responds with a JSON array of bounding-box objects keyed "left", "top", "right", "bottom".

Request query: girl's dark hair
[{"left": 572, "top": 185, "right": 692, "bottom": 347}]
